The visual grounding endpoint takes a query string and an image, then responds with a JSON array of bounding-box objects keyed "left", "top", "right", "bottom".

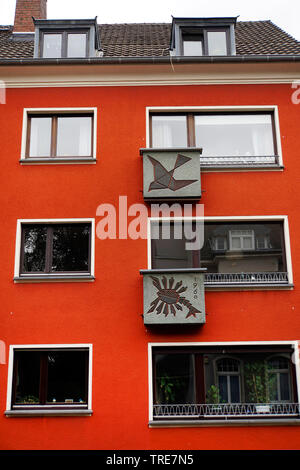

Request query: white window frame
[
  {"left": 20, "top": 107, "right": 97, "bottom": 164},
  {"left": 147, "top": 215, "right": 293, "bottom": 287},
  {"left": 145, "top": 105, "right": 283, "bottom": 171},
  {"left": 13, "top": 218, "right": 95, "bottom": 283},
  {"left": 148, "top": 340, "right": 300, "bottom": 426},
  {"left": 229, "top": 229, "right": 255, "bottom": 251},
  {"left": 5, "top": 343, "right": 93, "bottom": 417}
]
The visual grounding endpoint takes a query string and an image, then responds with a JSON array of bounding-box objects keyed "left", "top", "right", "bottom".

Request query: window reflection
[
  {"left": 151, "top": 221, "right": 286, "bottom": 274},
  {"left": 21, "top": 223, "right": 90, "bottom": 274}
]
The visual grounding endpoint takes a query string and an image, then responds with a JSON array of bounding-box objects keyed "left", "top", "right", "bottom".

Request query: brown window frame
[
  {"left": 40, "top": 30, "right": 89, "bottom": 58},
  {"left": 149, "top": 111, "right": 278, "bottom": 155},
  {"left": 25, "top": 113, "right": 94, "bottom": 160},
  {"left": 19, "top": 222, "right": 92, "bottom": 276},
  {"left": 11, "top": 348, "right": 89, "bottom": 410}
]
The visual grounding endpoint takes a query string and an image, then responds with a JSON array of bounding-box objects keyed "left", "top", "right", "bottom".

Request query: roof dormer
[
  {"left": 170, "top": 17, "right": 237, "bottom": 56},
  {"left": 33, "top": 18, "right": 102, "bottom": 58}
]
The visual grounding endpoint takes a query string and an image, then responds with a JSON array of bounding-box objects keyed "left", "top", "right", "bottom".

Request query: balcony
[
  {"left": 140, "top": 268, "right": 206, "bottom": 325},
  {"left": 151, "top": 346, "right": 298, "bottom": 425},
  {"left": 140, "top": 148, "right": 202, "bottom": 201}
]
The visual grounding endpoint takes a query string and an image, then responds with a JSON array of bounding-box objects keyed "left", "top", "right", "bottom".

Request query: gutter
[{"left": 0, "top": 55, "right": 300, "bottom": 66}]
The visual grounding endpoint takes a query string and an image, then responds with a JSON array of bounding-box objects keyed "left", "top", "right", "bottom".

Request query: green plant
[
  {"left": 18, "top": 395, "right": 39, "bottom": 404},
  {"left": 206, "top": 385, "right": 221, "bottom": 404},
  {"left": 157, "top": 374, "right": 185, "bottom": 404},
  {"left": 244, "top": 361, "right": 276, "bottom": 403}
]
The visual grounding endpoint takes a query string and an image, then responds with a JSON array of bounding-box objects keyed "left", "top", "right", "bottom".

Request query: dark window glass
[
  {"left": 14, "top": 351, "right": 41, "bottom": 404},
  {"left": 153, "top": 349, "right": 294, "bottom": 415},
  {"left": 22, "top": 225, "right": 47, "bottom": 272},
  {"left": 154, "top": 353, "right": 195, "bottom": 404},
  {"left": 47, "top": 351, "right": 87, "bottom": 404},
  {"left": 21, "top": 223, "right": 91, "bottom": 274},
  {"left": 12, "top": 350, "right": 88, "bottom": 407},
  {"left": 67, "top": 33, "right": 87, "bottom": 58},
  {"left": 51, "top": 224, "right": 90, "bottom": 272},
  {"left": 151, "top": 221, "right": 286, "bottom": 274}
]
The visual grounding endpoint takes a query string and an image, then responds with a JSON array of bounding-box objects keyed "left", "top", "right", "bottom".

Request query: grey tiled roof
[{"left": 1, "top": 20, "right": 300, "bottom": 59}]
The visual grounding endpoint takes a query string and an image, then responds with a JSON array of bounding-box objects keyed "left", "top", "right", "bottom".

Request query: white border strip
[
  {"left": 14, "top": 218, "right": 95, "bottom": 278},
  {"left": 20, "top": 107, "right": 98, "bottom": 161},
  {"left": 148, "top": 340, "right": 300, "bottom": 422},
  {"left": 145, "top": 105, "right": 283, "bottom": 167},
  {"left": 147, "top": 215, "right": 293, "bottom": 284},
  {"left": 6, "top": 343, "right": 93, "bottom": 412}
]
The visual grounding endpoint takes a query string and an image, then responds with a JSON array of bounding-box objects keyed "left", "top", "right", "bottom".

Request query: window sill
[
  {"left": 5, "top": 409, "right": 93, "bottom": 417},
  {"left": 20, "top": 158, "right": 97, "bottom": 165},
  {"left": 14, "top": 274, "right": 95, "bottom": 283},
  {"left": 149, "top": 418, "right": 300, "bottom": 428}
]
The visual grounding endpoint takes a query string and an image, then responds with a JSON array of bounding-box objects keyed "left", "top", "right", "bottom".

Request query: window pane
[
  {"left": 51, "top": 224, "right": 90, "bottom": 272},
  {"left": 230, "top": 376, "right": 240, "bottom": 403},
  {"left": 280, "top": 373, "right": 290, "bottom": 401},
  {"left": 47, "top": 351, "right": 88, "bottom": 404},
  {"left": 154, "top": 354, "right": 195, "bottom": 404},
  {"left": 207, "top": 31, "right": 227, "bottom": 55},
  {"left": 22, "top": 225, "right": 47, "bottom": 272},
  {"left": 56, "top": 116, "right": 92, "bottom": 156},
  {"left": 43, "top": 34, "right": 62, "bottom": 58},
  {"left": 67, "top": 33, "right": 87, "bottom": 57},
  {"left": 183, "top": 40, "right": 203, "bottom": 56},
  {"left": 151, "top": 221, "right": 285, "bottom": 275},
  {"left": 195, "top": 114, "right": 275, "bottom": 156},
  {"left": 14, "top": 352, "right": 41, "bottom": 404},
  {"left": 151, "top": 115, "right": 187, "bottom": 148},
  {"left": 218, "top": 376, "right": 228, "bottom": 403},
  {"left": 29, "top": 117, "right": 52, "bottom": 157}
]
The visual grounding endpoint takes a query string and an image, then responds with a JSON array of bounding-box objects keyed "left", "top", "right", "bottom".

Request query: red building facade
[{"left": 1, "top": 0, "right": 300, "bottom": 451}]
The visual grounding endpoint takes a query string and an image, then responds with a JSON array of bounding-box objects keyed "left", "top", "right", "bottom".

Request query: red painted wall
[{"left": 0, "top": 83, "right": 300, "bottom": 450}]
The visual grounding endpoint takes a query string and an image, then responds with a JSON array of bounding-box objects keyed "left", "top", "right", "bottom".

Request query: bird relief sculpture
[{"left": 147, "top": 153, "right": 197, "bottom": 192}]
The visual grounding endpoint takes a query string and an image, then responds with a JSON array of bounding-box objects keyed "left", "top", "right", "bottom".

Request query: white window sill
[
  {"left": 20, "top": 158, "right": 97, "bottom": 165},
  {"left": 14, "top": 275, "right": 95, "bottom": 283},
  {"left": 5, "top": 409, "right": 93, "bottom": 417}
]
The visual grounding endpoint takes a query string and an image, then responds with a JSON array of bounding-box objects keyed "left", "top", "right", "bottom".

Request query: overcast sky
[{"left": 1, "top": 0, "right": 300, "bottom": 40}]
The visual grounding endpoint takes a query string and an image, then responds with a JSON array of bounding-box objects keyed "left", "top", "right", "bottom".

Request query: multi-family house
[{"left": 0, "top": 0, "right": 300, "bottom": 451}]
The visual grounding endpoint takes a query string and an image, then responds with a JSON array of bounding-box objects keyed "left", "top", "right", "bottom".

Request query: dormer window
[
  {"left": 170, "top": 17, "right": 237, "bottom": 57},
  {"left": 42, "top": 31, "right": 88, "bottom": 58},
  {"left": 33, "top": 18, "right": 101, "bottom": 59}
]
